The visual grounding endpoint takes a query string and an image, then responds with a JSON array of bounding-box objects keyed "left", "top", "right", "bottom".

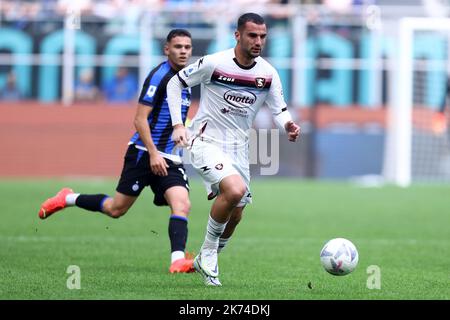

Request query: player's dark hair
[
  {"left": 237, "top": 13, "right": 265, "bottom": 31},
  {"left": 166, "top": 29, "right": 192, "bottom": 42}
]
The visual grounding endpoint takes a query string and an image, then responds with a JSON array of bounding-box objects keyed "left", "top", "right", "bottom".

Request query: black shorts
[{"left": 116, "top": 145, "right": 189, "bottom": 206}]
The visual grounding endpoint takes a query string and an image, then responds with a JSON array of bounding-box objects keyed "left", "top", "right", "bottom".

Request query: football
[{"left": 320, "top": 238, "right": 359, "bottom": 276}]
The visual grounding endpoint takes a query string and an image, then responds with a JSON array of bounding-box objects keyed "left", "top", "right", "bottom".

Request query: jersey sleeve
[
  {"left": 176, "top": 55, "right": 215, "bottom": 88},
  {"left": 264, "top": 69, "right": 287, "bottom": 115},
  {"left": 138, "top": 70, "right": 166, "bottom": 107}
]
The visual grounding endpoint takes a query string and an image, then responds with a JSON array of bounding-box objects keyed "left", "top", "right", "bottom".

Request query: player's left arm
[
  {"left": 284, "top": 119, "right": 301, "bottom": 142},
  {"left": 266, "top": 70, "right": 301, "bottom": 142},
  {"left": 167, "top": 76, "right": 189, "bottom": 146}
]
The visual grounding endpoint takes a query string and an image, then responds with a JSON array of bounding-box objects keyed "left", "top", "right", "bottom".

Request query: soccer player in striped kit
[
  {"left": 167, "top": 13, "right": 301, "bottom": 286},
  {"left": 38, "top": 29, "right": 195, "bottom": 273}
]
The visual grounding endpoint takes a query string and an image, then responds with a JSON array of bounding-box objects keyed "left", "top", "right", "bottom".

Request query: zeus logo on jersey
[
  {"left": 223, "top": 89, "right": 256, "bottom": 108},
  {"left": 218, "top": 75, "right": 235, "bottom": 83}
]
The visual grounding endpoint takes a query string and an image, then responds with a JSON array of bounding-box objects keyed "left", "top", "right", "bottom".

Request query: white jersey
[{"left": 177, "top": 48, "right": 287, "bottom": 148}]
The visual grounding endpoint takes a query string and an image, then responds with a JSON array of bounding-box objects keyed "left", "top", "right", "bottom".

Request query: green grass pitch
[{"left": 0, "top": 178, "right": 449, "bottom": 300}]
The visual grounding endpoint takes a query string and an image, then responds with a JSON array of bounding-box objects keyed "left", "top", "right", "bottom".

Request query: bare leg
[
  {"left": 194, "top": 175, "right": 247, "bottom": 283},
  {"left": 218, "top": 206, "right": 244, "bottom": 253},
  {"left": 210, "top": 175, "right": 247, "bottom": 223},
  {"left": 101, "top": 192, "right": 137, "bottom": 218},
  {"left": 221, "top": 206, "right": 244, "bottom": 238},
  {"left": 200, "top": 174, "right": 246, "bottom": 251},
  {"left": 164, "top": 186, "right": 191, "bottom": 218}
]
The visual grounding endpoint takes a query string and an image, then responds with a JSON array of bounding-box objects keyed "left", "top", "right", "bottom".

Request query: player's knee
[
  {"left": 174, "top": 198, "right": 191, "bottom": 216},
  {"left": 224, "top": 185, "right": 246, "bottom": 205},
  {"left": 109, "top": 207, "right": 128, "bottom": 218}
]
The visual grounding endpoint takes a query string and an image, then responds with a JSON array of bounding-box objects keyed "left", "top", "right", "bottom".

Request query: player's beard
[
  {"left": 250, "top": 51, "right": 260, "bottom": 58},
  {"left": 248, "top": 46, "right": 262, "bottom": 58}
]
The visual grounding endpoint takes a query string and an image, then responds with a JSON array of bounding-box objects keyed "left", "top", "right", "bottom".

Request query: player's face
[
  {"left": 165, "top": 36, "right": 193, "bottom": 70},
  {"left": 236, "top": 22, "right": 267, "bottom": 59}
]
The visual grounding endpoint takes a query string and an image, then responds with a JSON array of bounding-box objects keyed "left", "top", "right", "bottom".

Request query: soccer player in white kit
[{"left": 167, "top": 13, "right": 301, "bottom": 286}]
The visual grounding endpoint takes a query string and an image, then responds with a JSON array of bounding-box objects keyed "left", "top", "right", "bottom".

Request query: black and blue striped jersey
[{"left": 130, "top": 61, "right": 191, "bottom": 161}]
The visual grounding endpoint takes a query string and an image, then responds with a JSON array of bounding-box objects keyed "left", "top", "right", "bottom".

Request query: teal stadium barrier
[{"left": 0, "top": 25, "right": 447, "bottom": 108}]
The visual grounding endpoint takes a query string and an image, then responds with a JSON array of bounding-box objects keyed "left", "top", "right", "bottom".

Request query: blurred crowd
[
  {"left": 12, "top": 0, "right": 446, "bottom": 31},
  {"left": 0, "top": 0, "right": 387, "bottom": 36},
  {"left": 0, "top": 0, "right": 382, "bottom": 36},
  {"left": 0, "top": 0, "right": 383, "bottom": 103},
  {"left": 0, "top": 0, "right": 380, "bottom": 23},
  {"left": 0, "top": 0, "right": 297, "bottom": 21}
]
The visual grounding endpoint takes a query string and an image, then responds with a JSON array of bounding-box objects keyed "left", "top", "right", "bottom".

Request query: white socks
[
  {"left": 201, "top": 215, "right": 227, "bottom": 251},
  {"left": 218, "top": 237, "right": 231, "bottom": 253},
  {"left": 171, "top": 250, "right": 185, "bottom": 263},
  {"left": 65, "top": 193, "right": 80, "bottom": 206}
]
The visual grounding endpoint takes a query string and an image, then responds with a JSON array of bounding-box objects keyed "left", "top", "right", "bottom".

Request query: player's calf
[{"left": 101, "top": 193, "right": 136, "bottom": 218}]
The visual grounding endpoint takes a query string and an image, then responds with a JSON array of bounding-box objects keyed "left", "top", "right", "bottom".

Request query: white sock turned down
[{"left": 65, "top": 193, "right": 80, "bottom": 206}]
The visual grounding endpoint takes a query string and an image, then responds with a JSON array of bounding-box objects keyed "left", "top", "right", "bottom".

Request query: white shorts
[{"left": 188, "top": 138, "right": 252, "bottom": 207}]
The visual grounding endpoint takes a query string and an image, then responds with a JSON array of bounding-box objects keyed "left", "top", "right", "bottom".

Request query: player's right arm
[
  {"left": 136, "top": 67, "right": 170, "bottom": 176},
  {"left": 167, "top": 56, "right": 215, "bottom": 146},
  {"left": 134, "top": 104, "right": 169, "bottom": 176},
  {"left": 167, "top": 70, "right": 189, "bottom": 146}
]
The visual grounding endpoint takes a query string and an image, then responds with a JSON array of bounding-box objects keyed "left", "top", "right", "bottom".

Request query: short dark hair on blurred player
[
  {"left": 166, "top": 29, "right": 192, "bottom": 42},
  {"left": 237, "top": 13, "right": 265, "bottom": 31}
]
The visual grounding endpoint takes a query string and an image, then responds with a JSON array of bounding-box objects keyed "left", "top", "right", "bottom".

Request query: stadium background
[{"left": 2, "top": 0, "right": 448, "bottom": 181}]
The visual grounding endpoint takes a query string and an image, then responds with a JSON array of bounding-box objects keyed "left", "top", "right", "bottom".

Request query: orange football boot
[
  {"left": 169, "top": 258, "right": 195, "bottom": 273},
  {"left": 38, "top": 188, "right": 74, "bottom": 219}
]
